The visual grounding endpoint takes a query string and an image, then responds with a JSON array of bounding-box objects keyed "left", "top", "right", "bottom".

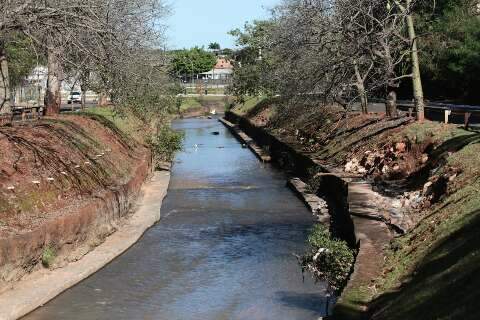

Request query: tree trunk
[
  {"left": 406, "top": 0, "right": 425, "bottom": 122},
  {"left": 386, "top": 89, "right": 398, "bottom": 118},
  {"left": 354, "top": 63, "right": 368, "bottom": 114},
  {"left": 45, "top": 49, "right": 62, "bottom": 115},
  {"left": 81, "top": 86, "right": 87, "bottom": 110},
  {"left": 0, "top": 43, "right": 11, "bottom": 114},
  {"left": 98, "top": 92, "right": 108, "bottom": 106}
]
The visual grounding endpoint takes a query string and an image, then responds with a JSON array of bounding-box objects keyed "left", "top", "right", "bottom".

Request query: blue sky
[{"left": 165, "top": 0, "right": 278, "bottom": 50}]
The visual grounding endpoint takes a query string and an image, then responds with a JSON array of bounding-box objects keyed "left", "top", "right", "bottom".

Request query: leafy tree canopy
[
  {"left": 208, "top": 42, "right": 221, "bottom": 51},
  {"left": 228, "top": 20, "right": 277, "bottom": 98},
  {"left": 5, "top": 35, "right": 42, "bottom": 88},
  {"left": 419, "top": 0, "right": 480, "bottom": 103},
  {"left": 170, "top": 47, "right": 216, "bottom": 76}
]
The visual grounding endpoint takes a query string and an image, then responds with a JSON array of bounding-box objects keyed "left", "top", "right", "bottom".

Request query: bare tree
[
  {"left": 0, "top": 0, "right": 170, "bottom": 115},
  {"left": 261, "top": 0, "right": 424, "bottom": 120},
  {"left": 0, "top": 40, "right": 10, "bottom": 114}
]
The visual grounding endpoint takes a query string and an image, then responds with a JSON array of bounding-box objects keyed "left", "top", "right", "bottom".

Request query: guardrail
[{"left": 395, "top": 101, "right": 480, "bottom": 128}]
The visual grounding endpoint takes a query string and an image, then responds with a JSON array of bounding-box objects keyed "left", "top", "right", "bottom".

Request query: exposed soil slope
[
  {"left": 0, "top": 113, "right": 150, "bottom": 291},
  {"left": 0, "top": 114, "right": 145, "bottom": 236}
]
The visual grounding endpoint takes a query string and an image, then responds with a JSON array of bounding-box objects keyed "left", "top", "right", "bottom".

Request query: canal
[{"left": 23, "top": 118, "right": 326, "bottom": 320}]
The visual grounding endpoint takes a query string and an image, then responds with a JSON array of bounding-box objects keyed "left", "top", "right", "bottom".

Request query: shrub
[
  {"left": 298, "top": 224, "right": 355, "bottom": 294},
  {"left": 147, "top": 126, "right": 184, "bottom": 168},
  {"left": 42, "top": 246, "right": 56, "bottom": 268}
]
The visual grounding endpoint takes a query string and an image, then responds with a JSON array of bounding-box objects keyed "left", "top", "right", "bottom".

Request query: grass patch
[
  {"left": 85, "top": 107, "right": 144, "bottom": 143},
  {"left": 42, "top": 246, "right": 56, "bottom": 268},
  {"left": 231, "top": 96, "right": 265, "bottom": 115},
  {"left": 332, "top": 286, "right": 371, "bottom": 320},
  {"left": 179, "top": 97, "right": 202, "bottom": 112},
  {"left": 147, "top": 126, "right": 184, "bottom": 167}
]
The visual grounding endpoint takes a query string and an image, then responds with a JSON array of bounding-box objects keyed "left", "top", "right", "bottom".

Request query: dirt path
[{"left": 0, "top": 171, "right": 170, "bottom": 320}]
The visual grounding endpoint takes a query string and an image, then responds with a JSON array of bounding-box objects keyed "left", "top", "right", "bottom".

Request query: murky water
[{"left": 23, "top": 118, "right": 326, "bottom": 320}]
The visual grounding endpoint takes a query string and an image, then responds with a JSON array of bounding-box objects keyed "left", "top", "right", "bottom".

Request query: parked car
[{"left": 67, "top": 92, "right": 81, "bottom": 104}]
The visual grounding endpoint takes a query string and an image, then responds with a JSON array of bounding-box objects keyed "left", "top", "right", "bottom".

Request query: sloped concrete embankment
[
  {"left": 223, "top": 111, "right": 392, "bottom": 316},
  {"left": 224, "top": 111, "right": 356, "bottom": 246},
  {"left": 0, "top": 153, "right": 152, "bottom": 294}
]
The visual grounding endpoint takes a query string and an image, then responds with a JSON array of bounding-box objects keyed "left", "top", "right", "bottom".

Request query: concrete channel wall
[{"left": 223, "top": 111, "right": 357, "bottom": 247}]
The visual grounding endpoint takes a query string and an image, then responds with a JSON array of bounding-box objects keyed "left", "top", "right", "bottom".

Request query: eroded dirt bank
[
  {"left": 0, "top": 114, "right": 152, "bottom": 294},
  {"left": 0, "top": 171, "right": 170, "bottom": 320}
]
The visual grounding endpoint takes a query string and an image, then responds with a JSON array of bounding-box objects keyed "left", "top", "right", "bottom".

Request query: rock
[
  {"left": 423, "top": 181, "right": 434, "bottom": 196},
  {"left": 421, "top": 154, "right": 429, "bottom": 164},
  {"left": 393, "top": 164, "right": 401, "bottom": 172},
  {"left": 449, "top": 174, "right": 457, "bottom": 182},
  {"left": 357, "top": 166, "right": 367, "bottom": 174},
  {"left": 382, "top": 165, "right": 390, "bottom": 174},
  {"left": 345, "top": 158, "right": 359, "bottom": 172},
  {"left": 391, "top": 199, "right": 402, "bottom": 209},
  {"left": 395, "top": 142, "right": 407, "bottom": 153},
  {"left": 389, "top": 207, "right": 402, "bottom": 217}
]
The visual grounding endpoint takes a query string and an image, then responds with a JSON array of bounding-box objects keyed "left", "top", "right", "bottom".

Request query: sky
[{"left": 165, "top": 0, "right": 279, "bottom": 50}]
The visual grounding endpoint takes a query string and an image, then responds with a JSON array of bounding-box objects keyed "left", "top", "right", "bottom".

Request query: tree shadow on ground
[{"left": 369, "top": 209, "right": 480, "bottom": 320}]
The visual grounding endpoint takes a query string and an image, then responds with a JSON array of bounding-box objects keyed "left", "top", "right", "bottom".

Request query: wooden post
[
  {"left": 444, "top": 110, "right": 451, "bottom": 124},
  {"left": 464, "top": 112, "right": 471, "bottom": 129},
  {"left": 408, "top": 108, "right": 413, "bottom": 118}
]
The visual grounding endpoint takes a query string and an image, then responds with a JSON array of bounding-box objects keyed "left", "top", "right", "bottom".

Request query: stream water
[{"left": 23, "top": 118, "right": 326, "bottom": 320}]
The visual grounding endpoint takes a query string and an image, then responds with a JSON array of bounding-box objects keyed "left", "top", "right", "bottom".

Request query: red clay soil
[
  {"left": 0, "top": 114, "right": 147, "bottom": 237},
  {"left": 0, "top": 114, "right": 151, "bottom": 290}
]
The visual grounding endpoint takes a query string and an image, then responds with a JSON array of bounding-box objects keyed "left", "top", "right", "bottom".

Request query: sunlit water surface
[{"left": 23, "top": 118, "right": 327, "bottom": 320}]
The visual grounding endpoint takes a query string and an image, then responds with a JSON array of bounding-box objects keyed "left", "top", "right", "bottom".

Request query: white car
[{"left": 67, "top": 92, "right": 82, "bottom": 104}]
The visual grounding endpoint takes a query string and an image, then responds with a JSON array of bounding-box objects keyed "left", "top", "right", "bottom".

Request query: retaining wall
[{"left": 224, "top": 111, "right": 356, "bottom": 247}]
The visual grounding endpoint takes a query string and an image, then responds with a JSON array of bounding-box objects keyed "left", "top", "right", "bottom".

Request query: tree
[
  {"left": 0, "top": 40, "right": 10, "bottom": 114},
  {"left": 170, "top": 47, "right": 216, "bottom": 78},
  {"left": 228, "top": 20, "right": 277, "bottom": 98},
  {"left": 393, "top": 0, "right": 426, "bottom": 121},
  {"left": 208, "top": 42, "right": 221, "bottom": 51},
  {"left": 0, "top": 0, "right": 170, "bottom": 115},
  {"left": 418, "top": 0, "right": 480, "bottom": 104},
  {"left": 231, "top": 0, "right": 425, "bottom": 120}
]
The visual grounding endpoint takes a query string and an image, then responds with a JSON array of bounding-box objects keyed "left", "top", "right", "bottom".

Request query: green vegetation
[
  {"left": 147, "top": 126, "right": 184, "bottom": 167},
  {"left": 170, "top": 47, "right": 216, "bottom": 77},
  {"left": 419, "top": 0, "right": 480, "bottom": 103},
  {"left": 85, "top": 106, "right": 184, "bottom": 168},
  {"left": 85, "top": 107, "right": 145, "bottom": 142},
  {"left": 298, "top": 225, "right": 356, "bottom": 295},
  {"left": 228, "top": 21, "right": 276, "bottom": 99},
  {"left": 5, "top": 35, "right": 40, "bottom": 88},
  {"left": 230, "top": 97, "right": 265, "bottom": 115},
  {"left": 41, "top": 246, "right": 56, "bottom": 268},
  {"left": 183, "top": 87, "right": 225, "bottom": 95}
]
